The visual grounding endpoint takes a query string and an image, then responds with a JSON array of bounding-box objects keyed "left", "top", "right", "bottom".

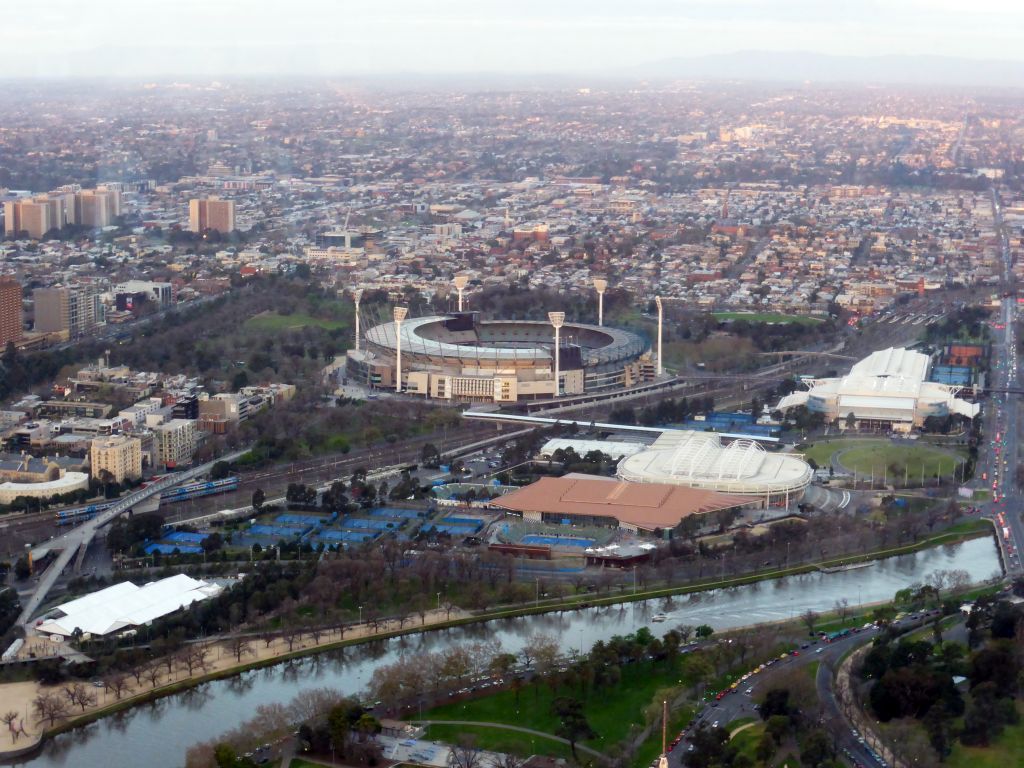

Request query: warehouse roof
[
  {"left": 494, "top": 475, "right": 750, "bottom": 531},
  {"left": 36, "top": 574, "right": 222, "bottom": 637}
]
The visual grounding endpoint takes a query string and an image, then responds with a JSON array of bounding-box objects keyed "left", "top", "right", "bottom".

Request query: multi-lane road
[{"left": 984, "top": 190, "right": 1024, "bottom": 575}]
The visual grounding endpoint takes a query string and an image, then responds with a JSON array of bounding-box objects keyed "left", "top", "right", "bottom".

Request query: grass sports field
[
  {"left": 802, "top": 439, "right": 964, "bottom": 481},
  {"left": 712, "top": 311, "right": 823, "bottom": 325},
  {"left": 245, "top": 311, "right": 347, "bottom": 332}
]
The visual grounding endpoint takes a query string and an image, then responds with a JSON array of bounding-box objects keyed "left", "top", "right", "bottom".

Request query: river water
[{"left": 8, "top": 536, "right": 1000, "bottom": 768}]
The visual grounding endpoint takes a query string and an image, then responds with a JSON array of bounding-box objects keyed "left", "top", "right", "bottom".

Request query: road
[
  {"left": 672, "top": 613, "right": 945, "bottom": 767},
  {"left": 16, "top": 449, "right": 250, "bottom": 628},
  {"left": 982, "top": 188, "right": 1024, "bottom": 575}
]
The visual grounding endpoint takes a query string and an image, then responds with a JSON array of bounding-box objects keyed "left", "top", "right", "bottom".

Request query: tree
[
  {"left": 252, "top": 488, "right": 266, "bottom": 511},
  {"left": 552, "top": 697, "right": 596, "bottom": 761},
  {"left": 105, "top": 673, "right": 131, "bottom": 700},
  {"left": 449, "top": 734, "right": 484, "bottom": 768},
  {"left": 800, "top": 609, "right": 821, "bottom": 636},
  {"left": 32, "top": 693, "right": 69, "bottom": 726},
  {"left": 210, "top": 461, "right": 232, "bottom": 480},
  {"left": 226, "top": 637, "right": 254, "bottom": 663},
  {"left": 695, "top": 624, "right": 714, "bottom": 640}
]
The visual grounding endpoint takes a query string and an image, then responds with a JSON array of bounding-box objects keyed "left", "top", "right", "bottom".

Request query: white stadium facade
[
  {"left": 775, "top": 347, "right": 980, "bottom": 432},
  {"left": 616, "top": 430, "right": 814, "bottom": 507}
]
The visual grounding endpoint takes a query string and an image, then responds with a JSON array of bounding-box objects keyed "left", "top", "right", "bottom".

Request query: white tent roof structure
[
  {"left": 36, "top": 574, "right": 222, "bottom": 637},
  {"left": 777, "top": 347, "right": 980, "bottom": 422}
]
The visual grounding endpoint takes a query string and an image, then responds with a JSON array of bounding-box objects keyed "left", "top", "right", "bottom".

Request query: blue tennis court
[
  {"left": 521, "top": 534, "right": 596, "bottom": 549},
  {"left": 165, "top": 531, "right": 207, "bottom": 543},
  {"left": 372, "top": 507, "right": 425, "bottom": 519},
  {"left": 276, "top": 514, "right": 326, "bottom": 526},
  {"left": 145, "top": 542, "right": 203, "bottom": 554},
  {"left": 344, "top": 517, "right": 399, "bottom": 530},
  {"left": 317, "top": 529, "right": 378, "bottom": 543},
  {"left": 250, "top": 524, "right": 308, "bottom": 537}
]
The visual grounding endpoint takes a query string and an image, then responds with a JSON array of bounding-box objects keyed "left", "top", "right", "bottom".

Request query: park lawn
[
  {"left": 712, "top": 312, "right": 823, "bottom": 325},
  {"left": 288, "top": 759, "right": 331, "bottom": 768},
  {"left": 419, "top": 660, "right": 679, "bottom": 750},
  {"left": 800, "top": 439, "right": 870, "bottom": 467},
  {"left": 839, "top": 443, "right": 964, "bottom": 480},
  {"left": 424, "top": 724, "right": 573, "bottom": 760},
  {"left": 945, "top": 702, "right": 1024, "bottom": 768},
  {"left": 799, "top": 439, "right": 964, "bottom": 481},
  {"left": 804, "top": 660, "right": 820, "bottom": 682},
  {"left": 245, "top": 311, "right": 348, "bottom": 332},
  {"left": 729, "top": 721, "right": 766, "bottom": 762}
]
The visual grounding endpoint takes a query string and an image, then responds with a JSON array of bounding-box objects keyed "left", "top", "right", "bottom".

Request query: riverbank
[{"left": 0, "top": 520, "right": 995, "bottom": 760}]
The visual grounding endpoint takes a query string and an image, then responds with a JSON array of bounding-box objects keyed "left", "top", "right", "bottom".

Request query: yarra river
[{"left": 8, "top": 536, "right": 1000, "bottom": 768}]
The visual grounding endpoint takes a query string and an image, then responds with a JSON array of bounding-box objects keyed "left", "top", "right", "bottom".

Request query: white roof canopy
[{"left": 37, "top": 574, "right": 222, "bottom": 637}]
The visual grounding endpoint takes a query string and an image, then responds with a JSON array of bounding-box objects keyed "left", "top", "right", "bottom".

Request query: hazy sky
[{"left": 8, "top": 0, "right": 1024, "bottom": 78}]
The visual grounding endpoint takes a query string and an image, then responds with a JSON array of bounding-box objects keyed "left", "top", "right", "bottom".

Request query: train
[
  {"left": 159, "top": 477, "right": 239, "bottom": 504},
  {"left": 55, "top": 501, "right": 117, "bottom": 526}
]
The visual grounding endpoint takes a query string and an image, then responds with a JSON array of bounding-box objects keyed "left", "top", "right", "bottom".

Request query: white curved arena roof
[
  {"left": 617, "top": 431, "right": 813, "bottom": 496},
  {"left": 776, "top": 346, "right": 980, "bottom": 421}
]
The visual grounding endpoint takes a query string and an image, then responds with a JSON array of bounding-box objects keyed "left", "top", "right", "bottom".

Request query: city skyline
[{"left": 7, "top": 0, "right": 1024, "bottom": 80}]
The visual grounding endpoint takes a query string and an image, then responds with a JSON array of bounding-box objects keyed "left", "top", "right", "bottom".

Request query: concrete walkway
[{"left": 410, "top": 719, "right": 608, "bottom": 760}]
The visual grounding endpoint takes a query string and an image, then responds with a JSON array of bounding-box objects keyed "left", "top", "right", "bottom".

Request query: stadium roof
[
  {"left": 539, "top": 438, "right": 649, "bottom": 459},
  {"left": 494, "top": 475, "right": 750, "bottom": 531},
  {"left": 36, "top": 574, "right": 222, "bottom": 637},
  {"left": 617, "top": 431, "right": 813, "bottom": 495},
  {"left": 776, "top": 346, "right": 980, "bottom": 420},
  {"left": 364, "top": 315, "right": 645, "bottom": 365}
]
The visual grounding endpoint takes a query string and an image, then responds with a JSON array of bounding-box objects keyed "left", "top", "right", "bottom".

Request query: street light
[
  {"left": 654, "top": 296, "right": 664, "bottom": 376},
  {"left": 593, "top": 277, "right": 608, "bottom": 326},
  {"left": 453, "top": 275, "right": 469, "bottom": 312},
  {"left": 548, "top": 311, "right": 565, "bottom": 397},
  {"left": 352, "top": 288, "right": 363, "bottom": 351},
  {"left": 437, "top": 592, "right": 441, "bottom": 611},
  {"left": 393, "top": 306, "right": 408, "bottom": 393},
  {"left": 358, "top": 605, "right": 363, "bottom": 624}
]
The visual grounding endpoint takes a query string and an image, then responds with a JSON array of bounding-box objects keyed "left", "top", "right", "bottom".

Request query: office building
[
  {"left": 90, "top": 435, "right": 143, "bottom": 483},
  {"left": 189, "top": 198, "right": 235, "bottom": 233},
  {"left": 0, "top": 276, "right": 23, "bottom": 346}
]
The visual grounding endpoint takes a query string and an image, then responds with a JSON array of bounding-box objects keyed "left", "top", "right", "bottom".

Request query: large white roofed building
[
  {"left": 616, "top": 430, "right": 813, "bottom": 506},
  {"left": 775, "top": 347, "right": 980, "bottom": 432},
  {"left": 36, "top": 573, "right": 222, "bottom": 638}
]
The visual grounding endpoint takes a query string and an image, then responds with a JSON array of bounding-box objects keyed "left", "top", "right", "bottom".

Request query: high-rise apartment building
[
  {"left": 153, "top": 419, "right": 196, "bottom": 468},
  {"left": 90, "top": 435, "right": 143, "bottom": 483},
  {"left": 33, "top": 284, "right": 104, "bottom": 337},
  {"left": 3, "top": 187, "right": 121, "bottom": 238},
  {"left": 0, "top": 276, "right": 23, "bottom": 346},
  {"left": 189, "top": 197, "right": 235, "bottom": 233}
]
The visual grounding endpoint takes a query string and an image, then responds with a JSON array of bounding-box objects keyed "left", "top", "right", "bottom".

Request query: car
[
  {"left": 745, "top": 687, "right": 753, "bottom": 694},
  {"left": 815, "top": 647, "right": 824, "bottom": 654},
  {"left": 790, "top": 650, "right": 800, "bottom": 656},
  {"left": 712, "top": 721, "right": 719, "bottom": 729}
]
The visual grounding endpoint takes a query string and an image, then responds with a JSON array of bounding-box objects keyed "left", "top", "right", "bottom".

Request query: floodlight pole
[
  {"left": 593, "top": 277, "right": 608, "bottom": 326},
  {"left": 353, "top": 289, "right": 363, "bottom": 351},
  {"left": 549, "top": 312, "right": 565, "bottom": 397},
  {"left": 393, "top": 306, "right": 408, "bottom": 393},
  {"left": 453, "top": 275, "right": 469, "bottom": 312},
  {"left": 655, "top": 296, "right": 664, "bottom": 376}
]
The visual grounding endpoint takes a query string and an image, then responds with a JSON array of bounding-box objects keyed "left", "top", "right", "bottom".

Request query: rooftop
[{"left": 494, "top": 475, "right": 750, "bottom": 531}]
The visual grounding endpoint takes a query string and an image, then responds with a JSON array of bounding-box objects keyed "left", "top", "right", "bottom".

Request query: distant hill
[{"left": 636, "top": 50, "right": 1024, "bottom": 88}]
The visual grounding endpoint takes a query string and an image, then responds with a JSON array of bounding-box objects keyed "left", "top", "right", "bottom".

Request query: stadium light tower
[
  {"left": 393, "top": 306, "right": 408, "bottom": 393},
  {"left": 352, "top": 288, "right": 363, "bottom": 351},
  {"left": 593, "top": 277, "right": 608, "bottom": 326},
  {"left": 453, "top": 274, "right": 469, "bottom": 312},
  {"left": 654, "top": 296, "right": 664, "bottom": 376},
  {"left": 548, "top": 311, "right": 565, "bottom": 396}
]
